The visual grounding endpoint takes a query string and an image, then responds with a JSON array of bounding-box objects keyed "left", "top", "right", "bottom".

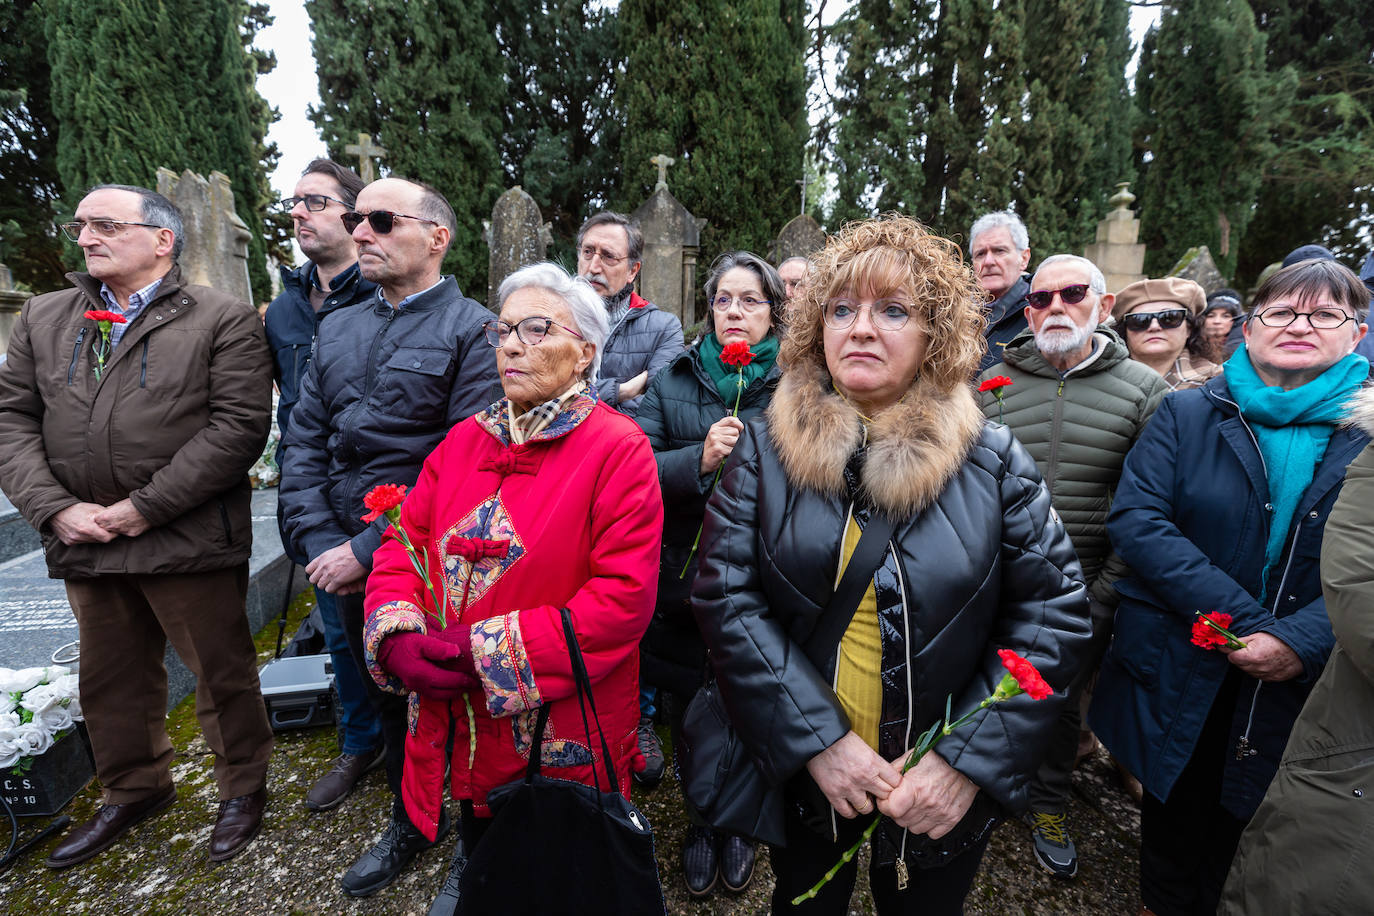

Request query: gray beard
[{"left": 1035, "top": 317, "right": 1096, "bottom": 357}]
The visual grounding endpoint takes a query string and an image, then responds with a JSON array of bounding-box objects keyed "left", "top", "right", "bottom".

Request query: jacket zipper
[
  {"left": 218, "top": 500, "right": 233, "bottom": 541},
  {"left": 891, "top": 546, "right": 914, "bottom": 888},
  {"left": 140, "top": 338, "right": 149, "bottom": 388},
  {"left": 829, "top": 500, "right": 857, "bottom": 844},
  {"left": 1044, "top": 380, "right": 1065, "bottom": 493},
  {"left": 341, "top": 308, "right": 399, "bottom": 505},
  {"left": 68, "top": 328, "right": 87, "bottom": 384}
]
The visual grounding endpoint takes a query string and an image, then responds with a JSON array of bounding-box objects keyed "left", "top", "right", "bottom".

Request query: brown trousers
[{"left": 65, "top": 564, "right": 273, "bottom": 804}]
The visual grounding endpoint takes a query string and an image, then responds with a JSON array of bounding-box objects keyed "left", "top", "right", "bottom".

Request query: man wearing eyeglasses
[
  {"left": 975, "top": 253, "right": 1168, "bottom": 881},
  {"left": 574, "top": 212, "right": 683, "bottom": 416},
  {"left": 970, "top": 210, "right": 1033, "bottom": 371},
  {"left": 279, "top": 176, "right": 498, "bottom": 899},
  {"left": 0, "top": 184, "right": 275, "bottom": 866},
  {"left": 264, "top": 159, "right": 387, "bottom": 816}
]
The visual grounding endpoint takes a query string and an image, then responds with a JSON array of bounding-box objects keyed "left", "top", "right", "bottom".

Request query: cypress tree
[
  {"left": 1134, "top": 0, "right": 1294, "bottom": 278},
  {"left": 45, "top": 0, "right": 279, "bottom": 301},
  {"left": 307, "top": 0, "right": 505, "bottom": 299},
  {"left": 618, "top": 0, "right": 809, "bottom": 264}
]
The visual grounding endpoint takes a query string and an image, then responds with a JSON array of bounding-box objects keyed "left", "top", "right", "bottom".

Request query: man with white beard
[{"left": 975, "top": 254, "right": 1167, "bottom": 881}]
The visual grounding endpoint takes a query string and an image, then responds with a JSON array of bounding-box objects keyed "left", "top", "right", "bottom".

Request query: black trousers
[
  {"left": 338, "top": 591, "right": 412, "bottom": 823},
  {"left": 769, "top": 801, "right": 989, "bottom": 916}
]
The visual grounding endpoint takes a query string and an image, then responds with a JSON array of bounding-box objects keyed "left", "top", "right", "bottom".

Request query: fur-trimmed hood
[
  {"left": 766, "top": 360, "right": 984, "bottom": 517},
  {"left": 1347, "top": 385, "right": 1374, "bottom": 438}
]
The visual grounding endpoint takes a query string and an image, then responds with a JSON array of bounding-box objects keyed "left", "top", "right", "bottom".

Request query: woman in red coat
[{"left": 362, "top": 262, "right": 664, "bottom": 914}]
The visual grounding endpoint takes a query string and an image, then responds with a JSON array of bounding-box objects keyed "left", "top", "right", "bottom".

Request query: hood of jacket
[
  {"left": 1346, "top": 385, "right": 1374, "bottom": 437},
  {"left": 1002, "top": 326, "right": 1132, "bottom": 378}
]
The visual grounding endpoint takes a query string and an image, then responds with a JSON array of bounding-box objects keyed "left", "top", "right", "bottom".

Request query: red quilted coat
[{"left": 363, "top": 390, "right": 664, "bottom": 840}]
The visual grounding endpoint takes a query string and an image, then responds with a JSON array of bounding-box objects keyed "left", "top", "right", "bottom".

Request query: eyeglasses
[
  {"left": 711, "top": 294, "right": 772, "bottom": 313},
  {"left": 1122, "top": 309, "right": 1188, "bottom": 333},
  {"left": 340, "top": 210, "right": 439, "bottom": 234},
  {"left": 578, "top": 246, "right": 628, "bottom": 267},
  {"left": 822, "top": 299, "right": 914, "bottom": 332},
  {"left": 484, "top": 316, "right": 586, "bottom": 348},
  {"left": 1253, "top": 306, "right": 1356, "bottom": 330},
  {"left": 278, "top": 194, "right": 348, "bottom": 212},
  {"left": 1026, "top": 284, "right": 1091, "bottom": 310},
  {"left": 59, "top": 219, "right": 162, "bottom": 242}
]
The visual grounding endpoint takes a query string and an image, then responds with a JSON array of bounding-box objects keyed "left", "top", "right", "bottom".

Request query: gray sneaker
[{"left": 1026, "top": 811, "right": 1078, "bottom": 879}]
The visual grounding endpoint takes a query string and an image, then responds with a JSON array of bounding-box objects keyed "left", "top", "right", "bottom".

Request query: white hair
[
  {"left": 969, "top": 210, "right": 1029, "bottom": 254},
  {"left": 1033, "top": 254, "right": 1107, "bottom": 296},
  {"left": 497, "top": 262, "right": 610, "bottom": 384}
]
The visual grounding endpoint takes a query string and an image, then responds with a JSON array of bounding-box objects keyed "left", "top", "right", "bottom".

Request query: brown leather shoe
[
  {"left": 46, "top": 786, "right": 177, "bottom": 869},
  {"left": 209, "top": 787, "right": 267, "bottom": 862},
  {"left": 305, "top": 747, "right": 385, "bottom": 811}
]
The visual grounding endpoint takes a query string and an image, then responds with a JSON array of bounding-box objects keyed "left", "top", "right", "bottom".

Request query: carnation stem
[{"left": 680, "top": 368, "right": 747, "bottom": 579}]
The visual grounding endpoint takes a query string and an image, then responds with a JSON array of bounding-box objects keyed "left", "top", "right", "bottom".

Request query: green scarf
[{"left": 698, "top": 332, "right": 779, "bottom": 407}]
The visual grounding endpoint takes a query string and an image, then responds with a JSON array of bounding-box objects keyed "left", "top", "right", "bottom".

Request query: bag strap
[
  {"left": 560, "top": 608, "right": 618, "bottom": 794},
  {"left": 802, "top": 511, "right": 896, "bottom": 658}
]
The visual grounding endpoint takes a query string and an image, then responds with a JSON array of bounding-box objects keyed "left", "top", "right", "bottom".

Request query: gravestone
[
  {"left": 773, "top": 213, "right": 826, "bottom": 263},
  {"left": 1168, "top": 245, "right": 1228, "bottom": 295},
  {"left": 345, "top": 132, "right": 388, "bottom": 184},
  {"left": 155, "top": 168, "right": 253, "bottom": 306},
  {"left": 0, "top": 254, "right": 34, "bottom": 357},
  {"left": 484, "top": 186, "right": 552, "bottom": 307},
  {"left": 1083, "top": 183, "right": 1146, "bottom": 294},
  {"left": 631, "top": 156, "right": 707, "bottom": 326}
]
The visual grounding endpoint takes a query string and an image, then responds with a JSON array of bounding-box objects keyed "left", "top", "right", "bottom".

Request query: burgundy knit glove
[{"left": 378, "top": 632, "right": 478, "bottom": 699}]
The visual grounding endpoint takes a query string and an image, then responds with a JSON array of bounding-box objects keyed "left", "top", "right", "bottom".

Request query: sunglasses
[
  {"left": 340, "top": 210, "right": 439, "bottom": 234},
  {"left": 1026, "top": 284, "right": 1090, "bottom": 310},
  {"left": 1122, "top": 309, "right": 1188, "bottom": 333}
]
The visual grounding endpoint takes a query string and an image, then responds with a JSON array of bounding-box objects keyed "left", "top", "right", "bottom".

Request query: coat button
[
  {"left": 155, "top": 314, "right": 163, "bottom": 320},
  {"left": 1288, "top": 595, "right": 1297, "bottom": 601},
  {"left": 1264, "top": 503, "right": 1274, "bottom": 511},
  {"left": 1355, "top": 789, "right": 1364, "bottom": 798},
  {"left": 181, "top": 298, "right": 189, "bottom": 304},
  {"left": 412, "top": 360, "right": 421, "bottom": 368},
  {"left": 169, "top": 308, "right": 177, "bottom": 313},
  {"left": 1309, "top": 511, "right": 1319, "bottom": 518}
]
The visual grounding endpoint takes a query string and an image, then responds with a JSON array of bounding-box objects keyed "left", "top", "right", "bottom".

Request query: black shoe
[
  {"left": 682, "top": 825, "right": 718, "bottom": 897},
  {"left": 341, "top": 808, "right": 450, "bottom": 898},
  {"left": 719, "top": 833, "right": 756, "bottom": 892},
  {"left": 426, "top": 836, "right": 468, "bottom": 916},
  {"left": 633, "top": 716, "right": 665, "bottom": 788}
]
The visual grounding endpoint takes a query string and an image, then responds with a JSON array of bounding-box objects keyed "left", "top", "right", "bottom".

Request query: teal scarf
[
  {"left": 1224, "top": 345, "right": 1368, "bottom": 595},
  {"left": 699, "top": 332, "right": 779, "bottom": 407}
]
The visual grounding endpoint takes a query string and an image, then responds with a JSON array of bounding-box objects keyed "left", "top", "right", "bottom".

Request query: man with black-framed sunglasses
[
  {"left": 976, "top": 253, "right": 1169, "bottom": 882},
  {"left": 279, "top": 176, "right": 498, "bottom": 900}
]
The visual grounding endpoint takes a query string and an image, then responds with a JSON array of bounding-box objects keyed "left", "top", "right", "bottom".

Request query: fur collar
[
  {"left": 766, "top": 361, "right": 984, "bottom": 517},
  {"left": 1345, "top": 385, "right": 1374, "bottom": 437}
]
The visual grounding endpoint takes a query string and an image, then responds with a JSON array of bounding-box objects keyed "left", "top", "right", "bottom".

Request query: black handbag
[
  {"left": 678, "top": 514, "right": 897, "bottom": 847},
  {"left": 459, "top": 609, "right": 666, "bottom": 915}
]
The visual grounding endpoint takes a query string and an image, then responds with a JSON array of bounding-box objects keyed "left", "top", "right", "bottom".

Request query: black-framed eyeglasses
[
  {"left": 278, "top": 194, "right": 348, "bottom": 212},
  {"left": 711, "top": 294, "right": 772, "bottom": 313},
  {"left": 1026, "top": 284, "right": 1091, "bottom": 310},
  {"left": 578, "top": 246, "right": 628, "bottom": 267},
  {"left": 340, "top": 210, "right": 439, "bottom": 234},
  {"left": 1253, "top": 306, "right": 1356, "bottom": 330},
  {"left": 58, "top": 219, "right": 162, "bottom": 242},
  {"left": 484, "top": 317, "right": 586, "bottom": 348},
  {"left": 1122, "top": 308, "right": 1188, "bottom": 333},
  {"left": 822, "top": 299, "right": 914, "bottom": 332}
]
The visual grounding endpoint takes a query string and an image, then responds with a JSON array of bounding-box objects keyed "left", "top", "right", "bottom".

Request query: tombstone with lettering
[
  {"left": 631, "top": 156, "right": 707, "bottom": 326},
  {"left": 155, "top": 168, "right": 254, "bottom": 306},
  {"left": 484, "top": 186, "right": 552, "bottom": 308},
  {"left": 773, "top": 213, "right": 826, "bottom": 263}
]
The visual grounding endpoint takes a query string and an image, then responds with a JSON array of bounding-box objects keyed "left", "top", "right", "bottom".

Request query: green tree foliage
[
  {"left": 1241, "top": 0, "right": 1374, "bottom": 283},
  {"left": 0, "top": 0, "right": 65, "bottom": 292},
  {"left": 494, "top": 2, "right": 622, "bottom": 259},
  {"left": 307, "top": 0, "right": 505, "bottom": 298},
  {"left": 1134, "top": 0, "right": 1295, "bottom": 278},
  {"left": 618, "top": 0, "right": 809, "bottom": 267},
  {"left": 45, "top": 0, "right": 280, "bottom": 302}
]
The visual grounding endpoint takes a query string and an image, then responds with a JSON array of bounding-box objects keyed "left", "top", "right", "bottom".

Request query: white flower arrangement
[{"left": 0, "top": 666, "right": 84, "bottom": 772}]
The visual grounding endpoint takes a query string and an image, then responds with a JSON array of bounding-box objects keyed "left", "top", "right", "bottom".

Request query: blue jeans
[{"left": 316, "top": 587, "right": 382, "bottom": 755}]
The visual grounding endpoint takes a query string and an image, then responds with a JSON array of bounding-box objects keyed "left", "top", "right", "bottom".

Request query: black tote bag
[{"left": 458, "top": 608, "right": 665, "bottom": 915}]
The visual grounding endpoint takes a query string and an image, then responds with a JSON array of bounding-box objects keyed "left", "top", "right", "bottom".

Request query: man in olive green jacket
[
  {"left": 976, "top": 253, "right": 1168, "bottom": 880},
  {"left": 1220, "top": 386, "right": 1374, "bottom": 915}
]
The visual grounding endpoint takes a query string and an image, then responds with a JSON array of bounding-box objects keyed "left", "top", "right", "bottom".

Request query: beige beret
[{"left": 1112, "top": 277, "right": 1207, "bottom": 322}]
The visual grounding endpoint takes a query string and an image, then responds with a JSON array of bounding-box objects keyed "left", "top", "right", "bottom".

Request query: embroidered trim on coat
[
  {"left": 471, "top": 611, "right": 541, "bottom": 717},
  {"left": 363, "top": 600, "right": 427, "bottom": 695}
]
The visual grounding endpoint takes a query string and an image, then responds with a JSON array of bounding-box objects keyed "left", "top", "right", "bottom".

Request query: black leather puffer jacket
[{"left": 691, "top": 362, "right": 1091, "bottom": 828}]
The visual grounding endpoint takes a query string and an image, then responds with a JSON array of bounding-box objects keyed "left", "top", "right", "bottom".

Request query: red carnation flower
[
  {"left": 720, "top": 341, "right": 755, "bottom": 368},
  {"left": 978, "top": 375, "right": 1012, "bottom": 393},
  {"left": 361, "top": 483, "right": 408, "bottom": 523},
  {"left": 996, "top": 648, "right": 1053, "bottom": 700},
  {"left": 1191, "top": 611, "right": 1244, "bottom": 650},
  {"left": 83, "top": 310, "right": 128, "bottom": 325}
]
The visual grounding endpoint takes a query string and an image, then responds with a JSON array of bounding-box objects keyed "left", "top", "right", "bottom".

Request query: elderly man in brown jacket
[{"left": 0, "top": 184, "right": 275, "bottom": 867}]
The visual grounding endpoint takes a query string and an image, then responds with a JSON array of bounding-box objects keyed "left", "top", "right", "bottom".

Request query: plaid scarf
[{"left": 509, "top": 381, "right": 589, "bottom": 445}]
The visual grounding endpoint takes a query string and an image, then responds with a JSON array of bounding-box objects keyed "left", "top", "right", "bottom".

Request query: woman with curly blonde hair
[{"left": 688, "top": 215, "right": 1091, "bottom": 914}]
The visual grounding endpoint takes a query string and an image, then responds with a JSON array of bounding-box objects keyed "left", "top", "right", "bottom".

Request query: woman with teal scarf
[
  {"left": 635, "top": 251, "right": 786, "bottom": 898},
  {"left": 1092, "top": 257, "right": 1372, "bottom": 916}
]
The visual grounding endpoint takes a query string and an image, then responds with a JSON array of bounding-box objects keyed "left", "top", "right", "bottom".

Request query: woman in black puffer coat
[
  {"left": 636, "top": 250, "right": 785, "bottom": 898},
  {"left": 689, "top": 217, "right": 1091, "bottom": 915}
]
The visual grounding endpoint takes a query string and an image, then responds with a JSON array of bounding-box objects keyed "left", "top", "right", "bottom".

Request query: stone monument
[
  {"left": 345, "top": 132, "right": 388, "bottom": 184},
  {"left": 155, "top": 168, "right": 253, "bottom": 306},
  {"left": 631, "top": 156, "right": 707, "bottom": 326},
  {"left": 1168, "top": 245, "right": 1228, "bottom": 296},
  {"left": 772, "top": 213, "right": 826, "bottom": 263},
  {"left": 1083, "top": 182, "right": 1146, "bottom": 294},
  {"left": 484, "top": 186, "right": 552, "bottom": 307},
  {"left": 0, "top": 254, "right": 34, "bottom": 357}
]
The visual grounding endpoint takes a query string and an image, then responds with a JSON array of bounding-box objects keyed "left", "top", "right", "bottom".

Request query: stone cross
[
  {"left": 483, "top": 186, "right": 552, "bottom": 308},
  {"left": 650, "top": 154, "right": 675, "bottom": 191},
  {"left": 345, "top": 132, "right": 388, "bottom": 184},
  {"left": 156, "top": 167, "right": 253, "bottom": 305}
]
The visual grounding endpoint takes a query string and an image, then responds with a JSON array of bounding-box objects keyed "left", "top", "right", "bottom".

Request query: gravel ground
[{"left": 1, "top": 594, "right": 1142, "bottom": 914}]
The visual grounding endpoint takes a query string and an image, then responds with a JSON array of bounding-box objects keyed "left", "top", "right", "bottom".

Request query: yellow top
[{"left": 834, "top": 516, "right": 883, "bottom": 751}]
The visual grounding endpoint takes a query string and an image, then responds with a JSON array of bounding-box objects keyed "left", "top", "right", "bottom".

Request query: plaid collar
[{"left": 477, "top": 381, "right": 596, "bottom": 447}]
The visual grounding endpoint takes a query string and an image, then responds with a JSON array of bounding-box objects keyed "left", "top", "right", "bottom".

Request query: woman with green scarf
[
  {"left": 1092, "top": 257, "right": 1372, "bottom": 916},
  {"left": 636, "top": 251, "right": 785, "bottom": 898}
]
